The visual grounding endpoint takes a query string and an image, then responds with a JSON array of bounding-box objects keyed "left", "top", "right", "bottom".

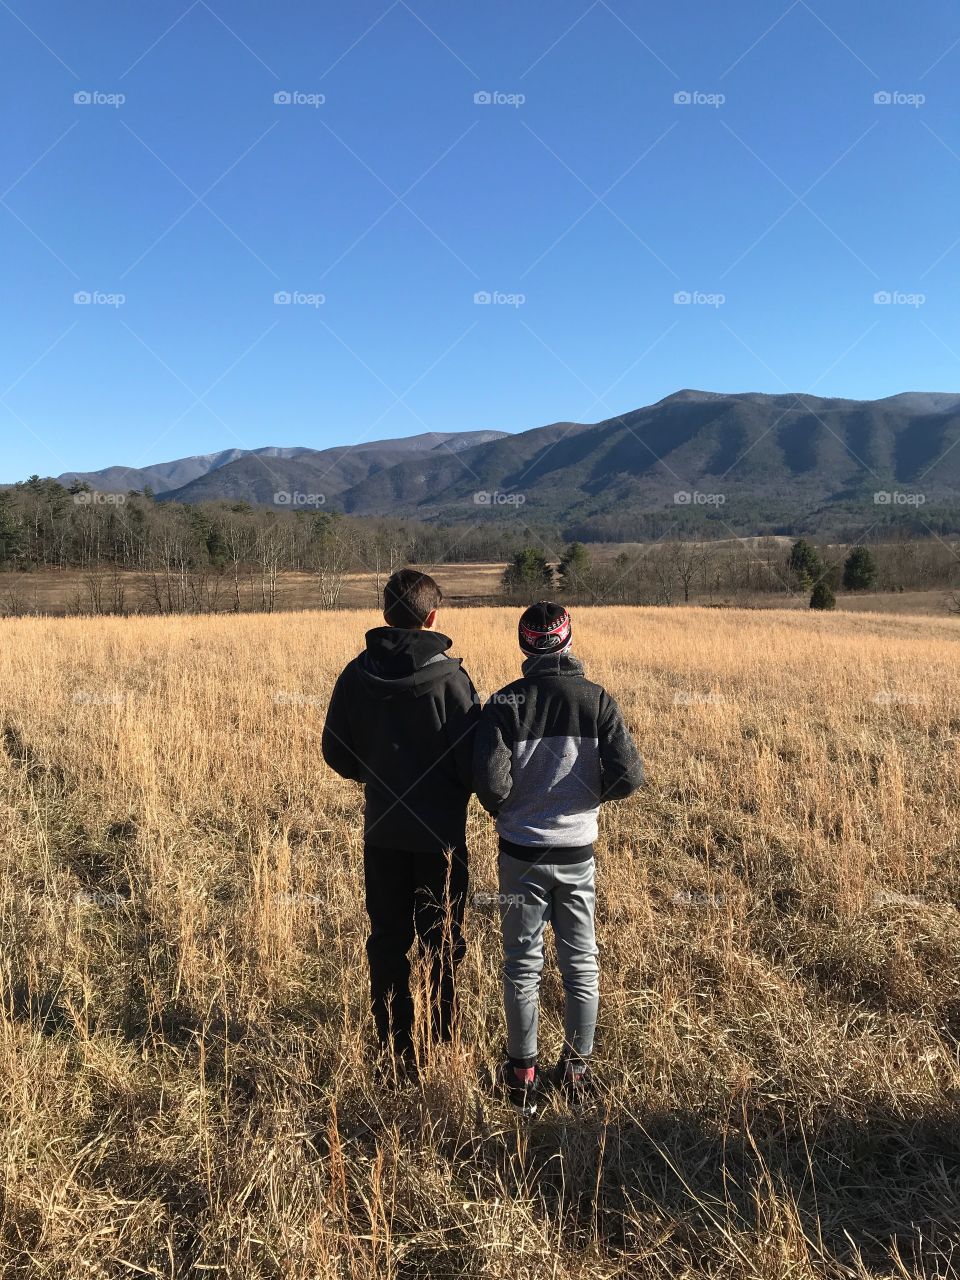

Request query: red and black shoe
[
  {"left": 496, "top": 1055, "right": 539, "bottom": 1118},
  {"left": 552, "top": 1054, "right": 594, "bottom": 1103}
]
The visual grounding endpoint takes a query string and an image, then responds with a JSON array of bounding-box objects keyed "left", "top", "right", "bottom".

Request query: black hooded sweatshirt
[{"left": 321, "top": 628, "right": 480, "bottom": 853}]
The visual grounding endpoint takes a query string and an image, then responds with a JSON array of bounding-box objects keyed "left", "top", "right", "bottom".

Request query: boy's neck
[
  {"left": 521, "top": 649, "right": 580, "bottom": 673},
  {"left": 382, "top": 617, "right": 438, "bottom": 633}
]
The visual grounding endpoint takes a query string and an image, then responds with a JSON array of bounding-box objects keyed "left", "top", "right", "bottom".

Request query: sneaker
[
  {"left": 496, "top": 1057, "right": 539, "bottom": 1118},
  {"left": 553, "top": 1055, "right": 594, "bottom": 1102}
]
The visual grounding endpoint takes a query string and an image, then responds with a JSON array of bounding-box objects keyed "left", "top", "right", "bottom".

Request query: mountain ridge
[
  {"left": 57, "top": 430, "right": 509, "bottom": 498},
  {"left": 51, "top": 391, "right": 960, "bottom": 536}
]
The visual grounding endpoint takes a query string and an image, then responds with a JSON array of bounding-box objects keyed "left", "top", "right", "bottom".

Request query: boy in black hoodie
[{"left": 322, "top": 569, "right": 480, "bottom": 1061}]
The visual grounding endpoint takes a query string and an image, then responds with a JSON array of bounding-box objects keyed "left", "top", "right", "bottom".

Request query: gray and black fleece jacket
[
  {"left": 473, "top": 652, "right": 644, "bottom": 860},
  {"left": 322, "top": 628, "right": 480, "bottom": 854}
]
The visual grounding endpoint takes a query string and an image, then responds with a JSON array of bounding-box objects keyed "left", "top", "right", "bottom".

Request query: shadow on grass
[{"left": 505, "top": 1099, "right": 960, "bottom": 1274}]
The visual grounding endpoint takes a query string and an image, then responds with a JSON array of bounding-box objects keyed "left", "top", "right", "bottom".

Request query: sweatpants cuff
[{"left": 508, "top": 1053, "right": 537, "bottom": 1070}]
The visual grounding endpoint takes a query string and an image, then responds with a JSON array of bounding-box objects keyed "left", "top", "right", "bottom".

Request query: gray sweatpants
[{"left": 498, "top": 852, "right": 599, "bottom": 1062}]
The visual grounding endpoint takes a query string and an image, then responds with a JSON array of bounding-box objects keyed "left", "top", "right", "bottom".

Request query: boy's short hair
[{"left": 383, "top": 569, "right": 443, "bottom": 628}]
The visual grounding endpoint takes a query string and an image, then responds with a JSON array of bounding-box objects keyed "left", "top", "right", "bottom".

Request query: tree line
[
  {"left": 501, "top": 538, "right": 959, "bottom": 610},
  {"left": 0, "top": 476, "right": 957, "bottom": 615},
  {"left": 0, "top": 477, "right": 539, "bottom": 614}
]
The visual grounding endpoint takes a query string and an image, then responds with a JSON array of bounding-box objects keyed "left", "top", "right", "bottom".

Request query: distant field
[
  {"left": 0, "top": 562, "right": 508, "bottom": 614},
  {"left": 2, "top": 604, "right": 960, "bottom": 1276},
  {"left": 1, "top": 564, "right": 956, "bottom": 618}
]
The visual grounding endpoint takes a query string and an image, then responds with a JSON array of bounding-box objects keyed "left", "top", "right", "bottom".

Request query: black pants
[{"left": 363, "top": 844, "right": 468, "bottom": 1055}]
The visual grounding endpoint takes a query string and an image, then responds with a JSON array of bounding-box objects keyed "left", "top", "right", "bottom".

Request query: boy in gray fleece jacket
[{"left": 473, "top": 602, "right": 643, "bottom": 1113}]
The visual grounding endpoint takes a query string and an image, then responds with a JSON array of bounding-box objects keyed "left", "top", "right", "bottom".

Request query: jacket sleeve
[
  {"left": 321, "top": 667, "right": 366, "bottom": 782},
  {"left": 473, "top": 698, "right": 514, "bottom": 816},
  {"left": 598, "top": 689, "right": 644, "bottom": 801},
  {"left": 443, "top": 668, "right": 482, "bottom": 794}
]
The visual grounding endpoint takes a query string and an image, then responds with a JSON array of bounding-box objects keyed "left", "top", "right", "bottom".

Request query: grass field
[
  {"left": 0, "top": 563, "right": 510, "bottom": 615},
  {"left": 2, "top": 605, "right": 960, "bottom": 1277}
]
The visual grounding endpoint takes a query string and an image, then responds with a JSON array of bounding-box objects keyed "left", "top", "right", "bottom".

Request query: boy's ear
[{"left": 423, "top": 608, "right": 438, "bottom": 631}]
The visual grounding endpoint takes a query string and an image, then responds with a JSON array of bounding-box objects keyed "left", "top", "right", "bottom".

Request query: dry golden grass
[{"left": 2, "top": 605, "right": 960, "bottom": 1278}]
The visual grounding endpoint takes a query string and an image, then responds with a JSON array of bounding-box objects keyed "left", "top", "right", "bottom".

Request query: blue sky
[{"left": 2, "top": 0, "right": 959, "bottom": 480}]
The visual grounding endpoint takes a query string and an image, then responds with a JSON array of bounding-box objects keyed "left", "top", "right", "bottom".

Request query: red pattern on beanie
[{"left": 518, "top": 602, "right": 572, "bottom": 656}]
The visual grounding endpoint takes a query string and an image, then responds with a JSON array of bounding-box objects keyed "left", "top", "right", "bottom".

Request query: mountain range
[
  {"left": 57, "top": 390, "right": 960, "bottom": 537},
  {"left": 57, "top": 431, "right": 507, "bottom": 505}
]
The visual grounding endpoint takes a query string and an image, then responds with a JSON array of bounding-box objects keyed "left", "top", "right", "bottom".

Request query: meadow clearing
[{"left": 2, "top": 604, "right": 960, "bottom": 1278}]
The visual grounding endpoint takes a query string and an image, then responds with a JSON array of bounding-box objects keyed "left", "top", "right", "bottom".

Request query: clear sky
[{"left": 2, "top": 0, "right": 959, "bottom": 480}]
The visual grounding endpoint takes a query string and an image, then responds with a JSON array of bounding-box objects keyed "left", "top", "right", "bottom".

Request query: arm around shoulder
[
  {"left": 598, "top": 689, "right": 644, "bottom": 801},
  {"left": 472, "top": 700, "right": 514, "bottom": 816}
]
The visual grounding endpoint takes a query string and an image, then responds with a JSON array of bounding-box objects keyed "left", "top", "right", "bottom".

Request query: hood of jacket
[
  {"left": 520, "top": 651, "right": 585, "bottom": 680},
  {"left": 357, "top": 627, "right": 463, "bottom": 698}
]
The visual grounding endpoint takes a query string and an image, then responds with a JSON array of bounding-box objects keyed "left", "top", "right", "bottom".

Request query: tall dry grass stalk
[{"left": 1, "top": 605, "right": 959, "bottom": 1277}]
